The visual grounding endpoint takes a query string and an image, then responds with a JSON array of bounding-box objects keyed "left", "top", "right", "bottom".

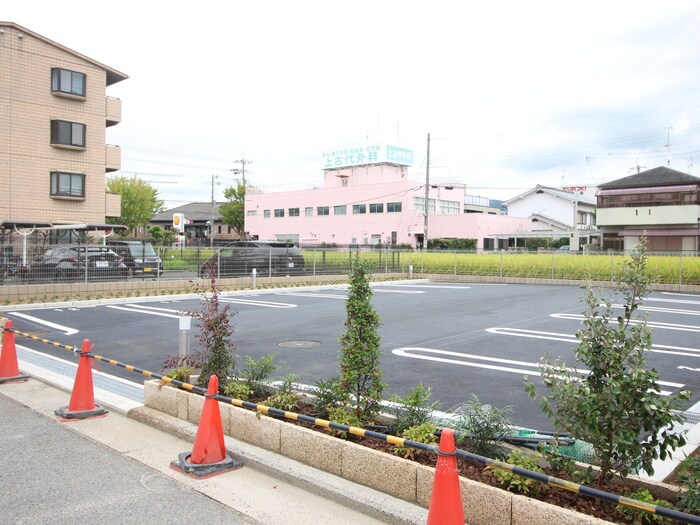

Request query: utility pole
[
  {"left": 231, "top": 157, "right": 252, "bottom": 241},
  {"left": 210, "top": 175, "right": 215, "bottom": 248},
  {"left": 231, "top": 157, "right": 252, "bottom": 188},
  {"left": 423, "top": 133, "right": 430, "bottom": 250}
]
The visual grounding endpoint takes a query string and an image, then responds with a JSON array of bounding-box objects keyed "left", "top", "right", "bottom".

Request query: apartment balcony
[
  {"left": 597, "top": 204, "right": 700, "bottom": 227},
  {"left": 106, "top": 96, "right": 121, "bottom": 127},
  {"left": 105, "top": 144, "right": 121, "bottom": 172},
  {"left": 105, "top": 192, "right": 122, "bottom": 218}
]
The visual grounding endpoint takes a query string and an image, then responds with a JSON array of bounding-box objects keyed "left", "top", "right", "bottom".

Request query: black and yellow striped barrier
[{"left": 5, "top": 325, "right": 700, "bottom": 524}]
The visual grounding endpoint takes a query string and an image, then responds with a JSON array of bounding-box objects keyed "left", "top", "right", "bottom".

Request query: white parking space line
[
  {"left": 646, "top": 297, "right": 700, "bottom": 306},
  {"left": 486, "top": 327, "right": 700, "bottom": 358},
  {"left": 219, "top": 298, "right": 297, "bottom": 308},
  {"left": 373, "top": 289, "right": 425, "bottom": 294},
  {"left": 383, "top": 284, "right": 472, "bottom": 289},
  {"left": 661, "top": 292, "right": 700, "bottom": 299},
  {"left": 7, "top": 312, "right": 79, "bottom": 335},
  {"left": 391, "top": 347, "right": 681, "bottom": 394},
  {"left": 551, "top": 313, "right": 700, "bottom": 333},
  {"left": 276, "top": 292, "right": 347, "bottom": 300},
  {"left": 614, "top": 304, "right": 700, "bottom": 316},
  {"left": 105, "top": 305, "right": 181, "bottom": 319}
]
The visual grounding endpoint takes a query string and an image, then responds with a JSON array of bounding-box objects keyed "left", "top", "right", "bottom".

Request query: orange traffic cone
[
  {"left": 170, "top": 374, "right": 243, "bottom": 478},
  {"left": 55, "top": 339, "right": 107, "bottom": 421},
  {"left": 427, "top": 428, "right": 465, "bottom": 525},
  {"left": 0, "top": 320, "right": 29, "bottom": 384}
]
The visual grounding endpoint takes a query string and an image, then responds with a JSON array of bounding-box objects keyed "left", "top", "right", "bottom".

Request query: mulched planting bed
[{"left": 248, "top": 395, "right": 693, "bottom": 525}]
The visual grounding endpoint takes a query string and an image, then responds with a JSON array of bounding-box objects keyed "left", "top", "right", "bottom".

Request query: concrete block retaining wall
[
  {"left": 2, "top": 272, "right": 697, "bottom": 305},
  {"left": 142, "top": 381, "right": 611, "bottom": 525}
]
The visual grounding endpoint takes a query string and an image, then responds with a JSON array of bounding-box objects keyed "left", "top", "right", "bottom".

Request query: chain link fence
[{"left": 1, "top": 237, "right": 699, "bottom": 287}]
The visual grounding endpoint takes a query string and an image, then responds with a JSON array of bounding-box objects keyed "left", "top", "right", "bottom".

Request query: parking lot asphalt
[{"left": 5, "top": 281, "right": 700, "bottom": 434}]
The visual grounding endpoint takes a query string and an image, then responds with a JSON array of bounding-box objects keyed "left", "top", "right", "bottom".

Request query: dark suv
[
  {"left": 200, "top": 241, "right": 305, "bottom": 278},
  {"left": 107, "top": 241, "right": 163, "bottom": 278},
  {"left": 25, "top": 246, "right": 128, "bottom": 281}
]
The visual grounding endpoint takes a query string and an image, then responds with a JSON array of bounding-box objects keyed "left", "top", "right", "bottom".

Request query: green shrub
[
  {"left": 326, "top": 406, "right": 363, "bottom": 439},
  {"left": 393, "top": 422, "right": 438, "bottom": 460},
  {"left": 443, "top": 394, "right": 513, "bottom": 458},
  {"left": 164, "top": 366, "right": 193, "bottom": 383},
  {"left": 677, "top": 454, "right": 700, "bottom": 512},
  {"left": 262, "top": 374, "right": 300, "bottom": 411},
  {"left": 616, "top": 488, "right": 672, "bottom": 524},
  {"left": 388, "top": 382, "right": 439, "bottom": 435},
  {"left": 223, "top": 380, "right": 253, "bottom": 401},
  {"left": 525, "top": 238, "right": 690, "bottom": 486},
  {"left": 537, "top": 442, "right": 594, "bottom": 485},
  {"left": 188, "top": 278, "right": 236, "bottom": 388},
  {"left": 240, "top": 354, "right": 277, "bottom": 397},
  {"left": 338, "top": 257, "right": 384, "bottom": 421},
  {"left": 313, "top": 377, "right": 345, "bottom": 419},
  {"left": 486, "top": 450, "right": 544, "bottom": 496}
]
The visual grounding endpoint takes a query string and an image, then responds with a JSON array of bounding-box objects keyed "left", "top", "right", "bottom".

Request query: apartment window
[
  {"left": 274, "top": 208, "right": 285, "bottom": 218},
  {"left": 369, "top": 203, "right": 384, "bottom": 214},
  {"left": 264, "top": 209, "right": 271, "bottom": 218},
  {"left": 317, "top": 206, "right": 329, "bottom": 216},
  {"left": 51, "top": 68, "right": 86, "bottom": 97},
  {"left": 334, "top": 205, "right": 347, "bottom": 215},
  {"left": 305, "top": 207, "right": 313, "bottom": 217},
  {"left": 353, "top": 204, "right": 366, "bottom": 214},
  {"left": 289, "top": 207, "right": 300, "bottom": 217},
  {"left": 51, "top": 120, "right": 86, "bottom": 148},
  {"left": 387, "top": 202, "right": 402, "bottom": 213},
  {"left": 247, "top": 210, "right": 258, "bottom": 217},
  {"left": 50, "top": 172, "right": 85, "bottom": 198}
]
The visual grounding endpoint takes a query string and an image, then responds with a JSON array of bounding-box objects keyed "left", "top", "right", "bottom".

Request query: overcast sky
[{"left": 7, "top": 1, "right": 700, "bottom": 208}]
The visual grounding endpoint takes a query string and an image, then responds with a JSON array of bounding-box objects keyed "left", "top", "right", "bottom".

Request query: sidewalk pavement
[{"left": 2, "top": 347, "right": 428, "bottom": 525}]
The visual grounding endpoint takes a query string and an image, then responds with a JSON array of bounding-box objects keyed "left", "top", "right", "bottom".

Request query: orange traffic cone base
[
  {"left": 0, "top": 373, "right": 29, "bottom": 384},
  {"left": 55, "top": 404, "right": 108, "bottom": 422},
  {"left": 170, "top": 451, "right": 242, "bottom": 479}
]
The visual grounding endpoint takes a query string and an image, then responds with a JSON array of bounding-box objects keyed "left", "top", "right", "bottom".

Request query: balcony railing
[
  {"left": 105, "top": 144, "right": 121, "bottom": 172},
  {"left": 106, "top": 96, "right": 121, "bottom": 127}
]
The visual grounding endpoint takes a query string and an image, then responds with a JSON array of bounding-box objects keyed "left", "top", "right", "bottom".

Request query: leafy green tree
[
  {"left": 219, "top": 182, "right": 245, "bottom": 238},
  {"left": 147, "top": 226, "right": 174, "bottom": 246},
  {"left": 525, "top": 237, "right": 690, "bottom": 486},
  {"left": 339, "top": 257, "right": 385, "bottom": 421},
  {"left": 106, "top": 176, "right": 164, "bottom": 236}
]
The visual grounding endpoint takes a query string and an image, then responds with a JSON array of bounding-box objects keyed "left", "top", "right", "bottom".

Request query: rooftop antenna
[
  {"left": 664, "top": 127, "right": 673, "bottom": 166},
  {"left": 629, "top": 160, "right": 646, "bottom": 174}
]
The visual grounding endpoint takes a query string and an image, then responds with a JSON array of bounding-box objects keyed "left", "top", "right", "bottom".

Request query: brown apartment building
[{"left": 0, "top": 22, "right": 127, "bottom": 233}]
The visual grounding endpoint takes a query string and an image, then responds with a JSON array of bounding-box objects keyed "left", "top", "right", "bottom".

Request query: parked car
[
  {"left": 199, "top": 241, "right": 305, "bottom": 278},
  {"left": 107, "top": 240, "right": 163, "bottom": 278},
  {"left": 24, "top": 246, "right": 128, "bottom": 281}
]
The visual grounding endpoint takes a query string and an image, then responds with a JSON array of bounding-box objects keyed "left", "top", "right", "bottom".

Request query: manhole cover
[{"left": 277, "top": 340, "right": 322, "bottom": 348}]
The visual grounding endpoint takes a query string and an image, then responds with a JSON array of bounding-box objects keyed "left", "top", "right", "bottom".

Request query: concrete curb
[
  {"left": 128, "top": 405, "right": 428, "bottom": 525},
  {"left": 142, "top": 381, "right": 613, "bottom": 525}
]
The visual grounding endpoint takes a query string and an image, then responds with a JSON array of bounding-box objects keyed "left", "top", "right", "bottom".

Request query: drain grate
[{"left": 277, "top": 340, "right": 322, "bottom": 349}]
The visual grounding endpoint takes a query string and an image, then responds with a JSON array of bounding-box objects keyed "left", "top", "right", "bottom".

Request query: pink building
[{"left": 245, "top": 147, "right": 530, "bottom": 249}]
